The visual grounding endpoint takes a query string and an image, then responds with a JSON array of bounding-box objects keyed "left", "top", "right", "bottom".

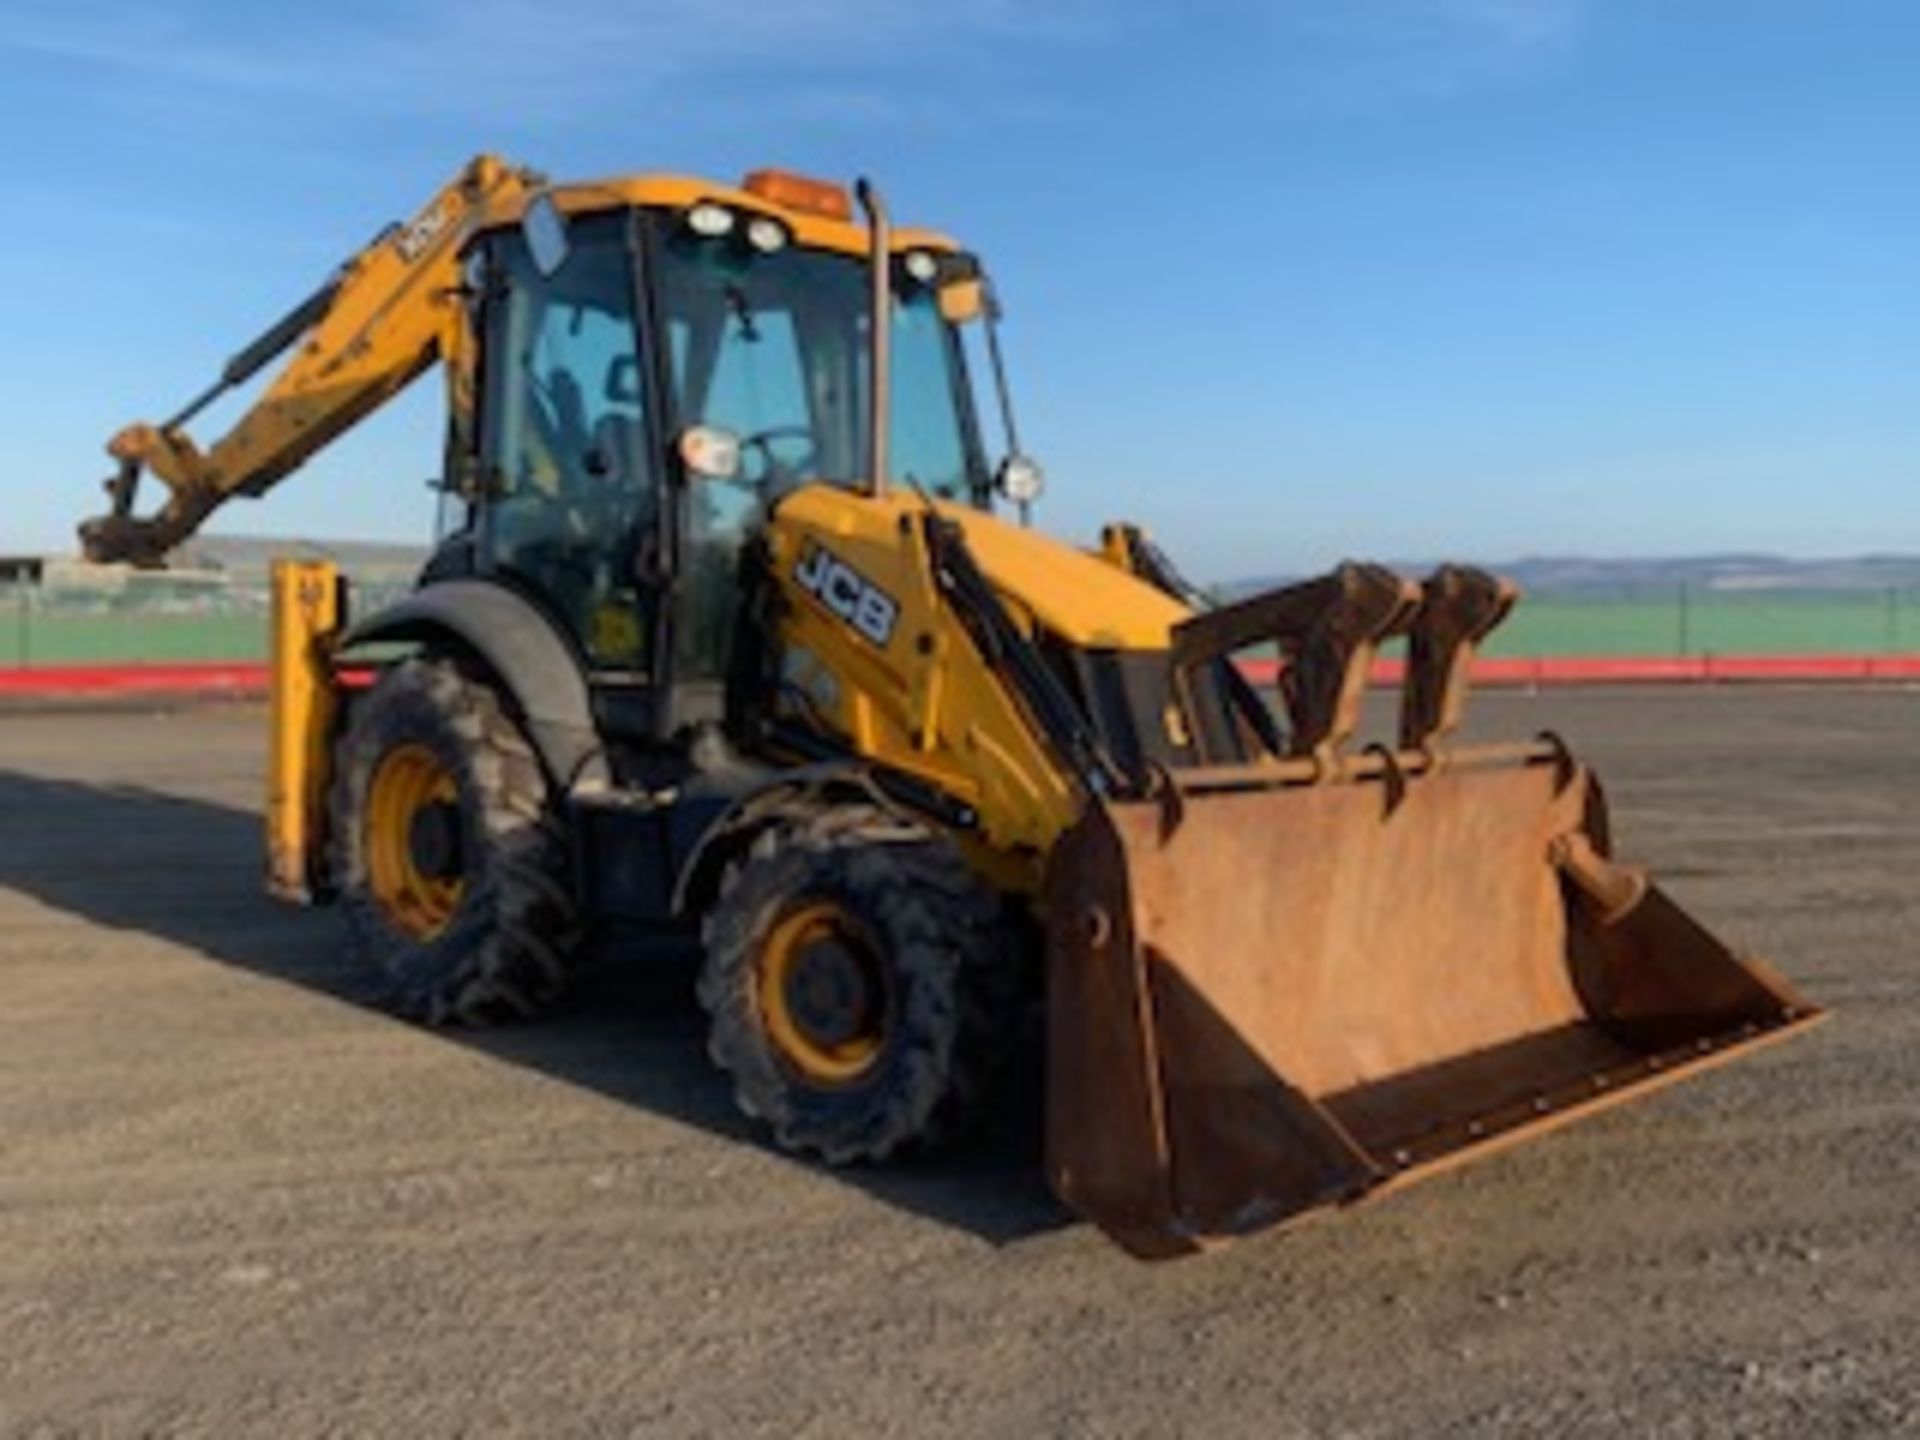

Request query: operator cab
[{"left": 449, "top": 172, "right": 999, "bottom": 751}]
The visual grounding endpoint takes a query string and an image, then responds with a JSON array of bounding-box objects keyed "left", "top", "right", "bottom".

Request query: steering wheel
[{"left": 738, "top": 425, "right": 819, "bottom": 493}]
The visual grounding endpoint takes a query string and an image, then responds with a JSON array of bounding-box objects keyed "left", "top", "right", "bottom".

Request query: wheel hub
[
  {"left": 784, "top": 937, "right": 881, "bottom": 1049},
  {"left": 758, "top": 901, "right": 891, "bottom": 1085},
  {"left": 364, "top": 743, "right": 466, "bottom": 939},
  {"left": 407, "top": 800, "right": 464, "bottom": 881}
]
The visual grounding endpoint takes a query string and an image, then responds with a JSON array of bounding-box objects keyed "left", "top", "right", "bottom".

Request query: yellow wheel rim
[
  {"left": 365, "top": 743, "right": 465, "bottom": 939},
  {"left": 757, "top": 900, "right": 892, "bottom": 1086}
]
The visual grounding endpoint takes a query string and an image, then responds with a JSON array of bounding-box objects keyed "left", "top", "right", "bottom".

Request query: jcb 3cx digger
[{"left": 83, "top": 155, "right": 1822, "bottom": 1257}]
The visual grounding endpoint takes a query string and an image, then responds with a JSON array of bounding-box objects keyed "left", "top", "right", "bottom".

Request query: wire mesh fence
[
  {"left": 1485, "top": 586, "right": 1920, "bottom": 659},
  {"left": 0, "top": 572, "right": 414, "bottom": 668},
  {"left": 0, "top": 575, "right": 1916, "bottom": 669}
]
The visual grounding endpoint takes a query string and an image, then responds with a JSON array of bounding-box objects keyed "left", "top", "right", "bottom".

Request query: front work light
[
  {"left": 902, "top": 250, "right": 939, "bottom": 285},
  {"left": 746, "top": 216, "right": 789, "bottom": 254},
  {"left": 686, "top": 202, "right": 736, "bottom": 238},
  {"left": 995, "top": 454, "right": 1046, "bottom": 507}
]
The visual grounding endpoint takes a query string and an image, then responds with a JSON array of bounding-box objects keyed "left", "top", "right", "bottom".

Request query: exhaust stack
[{"left": 854, "top": 178, "right": 890, "bottom": 499}]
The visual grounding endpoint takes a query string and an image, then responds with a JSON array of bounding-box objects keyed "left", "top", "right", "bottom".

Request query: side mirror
[
  {"left": 938, "top": 277, "right": 984, "bottom": 324},
  {"left": 995, "top": 453, "right": 1045, "bottom": 508},
  {"left": 523, "top": 193, "right": 572, "bottom": 278},
  {"left": 677, "top": 425, "right": 743, "bottom": 483},
  {"left": 931, "top": 250, "right": 987, "bottom": 324}
]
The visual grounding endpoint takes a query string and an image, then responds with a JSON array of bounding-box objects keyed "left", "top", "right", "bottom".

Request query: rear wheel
[
  {"left": 330, "top": 656, "right": 581, "bottom": 1025},
  {"left": 698, "top": 812, "right": 1017, "bottom": 1164}
]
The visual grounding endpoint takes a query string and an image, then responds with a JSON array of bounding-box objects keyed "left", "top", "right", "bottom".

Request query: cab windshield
[
  {"left": 652, "top": 223, "right": 983, "bottom": 502},
  {"left": 476, "top": 209, "right": 992, "bottom": 684}
]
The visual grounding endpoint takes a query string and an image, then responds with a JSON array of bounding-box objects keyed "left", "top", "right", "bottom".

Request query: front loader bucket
[
  {"left": 1044, "top": 750, "right": 1822, "bottom": 1258},
  {"left": 1043, "top": 566, "right": 1823, "bottom": 1259}
]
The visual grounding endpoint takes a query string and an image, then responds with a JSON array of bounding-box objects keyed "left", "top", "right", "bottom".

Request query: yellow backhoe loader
[{"left": 83, "top": 155, "right": 1822, "bottom": 1257}]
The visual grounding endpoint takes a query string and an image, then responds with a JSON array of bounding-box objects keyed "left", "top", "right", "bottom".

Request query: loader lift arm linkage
[{"left": 81, "top": 156, "right": 538, "bottom": 568}]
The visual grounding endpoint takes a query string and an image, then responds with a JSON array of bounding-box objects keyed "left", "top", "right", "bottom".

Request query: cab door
[{"left": 474, "top": 215, "right": 659, "bottom": 677}]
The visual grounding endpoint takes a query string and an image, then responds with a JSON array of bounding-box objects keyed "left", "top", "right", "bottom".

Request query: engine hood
[
  {"left": 931, "top": 500, "right": 1191, "bottom": 651},
  {"left": 772, "top": 484, "right": 1190, "bottom": 651}
]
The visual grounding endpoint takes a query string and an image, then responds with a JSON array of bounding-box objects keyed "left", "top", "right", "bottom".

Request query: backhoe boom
[{"left": 81, "top": 154, "right": 537, "bottom": 567}]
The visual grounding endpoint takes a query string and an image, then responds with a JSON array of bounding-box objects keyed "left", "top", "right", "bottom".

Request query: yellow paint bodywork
[
  {"left": 267, "top": 559, "right": 342, "bottom": 902},
  {"left": 938, "top": 501, "right": 1190, "bottom": 649},
  {"left": 763, "top": 486, "right": 1193, "bottom": 888},
  {"left": 1094, "top": 523, "right": 1135, "bottom": 572}
]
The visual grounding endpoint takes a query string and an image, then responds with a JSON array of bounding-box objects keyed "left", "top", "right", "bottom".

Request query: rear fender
[
  {"left": 338, "top": 580, "right": 610, "bottom": 791},
  {"left": 275, "top": 580, "right": 610, "bottom": 906}
]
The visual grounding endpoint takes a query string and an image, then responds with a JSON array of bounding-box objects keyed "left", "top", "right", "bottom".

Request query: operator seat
[
  {"left": 545, "top": 367, "right": 591, "bottom": 485},
  {"left": 588, "top": 412, "right": 647, "bottom": 490}
]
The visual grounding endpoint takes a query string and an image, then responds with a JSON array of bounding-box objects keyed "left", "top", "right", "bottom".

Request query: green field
[
  {"left": 1488, "top": 594, "right": 1917, "bottom": 658},
  {"left": 0, "top": 608, "right": 266, "bottom": 666},
  {"left": 3, "top": 587, "right": 1916, "bottom": 667}
]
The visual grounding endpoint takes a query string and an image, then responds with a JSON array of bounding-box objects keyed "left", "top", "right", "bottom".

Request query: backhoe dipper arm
[{"left": 81, "top": 154, "right": 539, "bottom": 567}]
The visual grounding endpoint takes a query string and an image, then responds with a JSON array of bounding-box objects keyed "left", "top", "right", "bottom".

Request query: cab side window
[{"left": 479, "top": 220, "right": 656, "bottom": 669}]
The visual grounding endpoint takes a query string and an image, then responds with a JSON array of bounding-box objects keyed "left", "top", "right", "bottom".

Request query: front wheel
[
  {"left": 329, "top": 656, "right": 582, "bottom": 1025},
  {"left": 698, "top": 812, "right": 1018, "bottom": 1164}
]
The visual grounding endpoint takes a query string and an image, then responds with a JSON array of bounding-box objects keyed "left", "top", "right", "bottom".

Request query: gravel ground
[{"left": 0, "top": 688, "right": 1914, "bottom": 1437}]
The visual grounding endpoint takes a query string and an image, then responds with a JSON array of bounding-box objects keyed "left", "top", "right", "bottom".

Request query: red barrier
[
  {"left": 3, "top": 655, "right": 1919, "bottom": 700},
  {"left": 0, "top": 663, "right": 271, "bottom": 697}
]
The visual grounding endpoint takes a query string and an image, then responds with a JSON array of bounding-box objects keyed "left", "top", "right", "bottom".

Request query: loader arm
[{"left": 80, "top": 154, "right": 540, "bottom": 567}]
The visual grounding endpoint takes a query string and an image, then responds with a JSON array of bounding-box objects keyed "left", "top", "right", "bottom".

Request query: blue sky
[{"left": 0, "top": 0, "right": 1913, "bottom": 580}]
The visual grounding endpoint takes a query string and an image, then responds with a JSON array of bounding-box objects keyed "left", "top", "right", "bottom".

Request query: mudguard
[{"left": 340, "top": 579, "right": 610, "bottom": 791}]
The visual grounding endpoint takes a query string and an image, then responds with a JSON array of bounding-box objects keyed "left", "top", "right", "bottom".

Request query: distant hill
[
  {"left": 161, "top": 537, "right": 1920, "bottom": 598},
  {"left": 173, "top": 535, "right": 429, "bottom": 583},
  {"left": 1497, "top": 554, "right": 1920, "bottom": 594},
  {"left": 1224, "top": 554, "right": 1920, "bottom": 599}
]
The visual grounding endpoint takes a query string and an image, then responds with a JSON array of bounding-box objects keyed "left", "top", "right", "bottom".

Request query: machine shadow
[{"left": 0, "top": 767, "right": 1069, "bottom": 1248}]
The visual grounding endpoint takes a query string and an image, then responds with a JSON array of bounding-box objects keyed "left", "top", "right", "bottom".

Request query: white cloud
[
  {"left": 1, "top": 0, "right": 1591, "bottom": 127},
  {"left": 0, "top": 0, "right": 1122, "bottom": 120}
]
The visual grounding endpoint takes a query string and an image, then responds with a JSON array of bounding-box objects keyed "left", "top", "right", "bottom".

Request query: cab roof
[{"left": 487, "top": 170, "right": 960, "bottom": 259}]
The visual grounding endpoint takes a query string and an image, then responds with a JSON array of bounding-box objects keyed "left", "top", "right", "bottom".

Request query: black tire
[
  {"left": 698, "top": 810, "right": 1018, "bottom": 1164},
  {"left": 329, "top": 655, "right": 582, "bottom": 1026}
]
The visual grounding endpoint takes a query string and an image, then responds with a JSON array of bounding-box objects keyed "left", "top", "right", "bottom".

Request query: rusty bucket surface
[{"left": 1043, "top": 745, "right": 1824, "bottom": 1259}]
